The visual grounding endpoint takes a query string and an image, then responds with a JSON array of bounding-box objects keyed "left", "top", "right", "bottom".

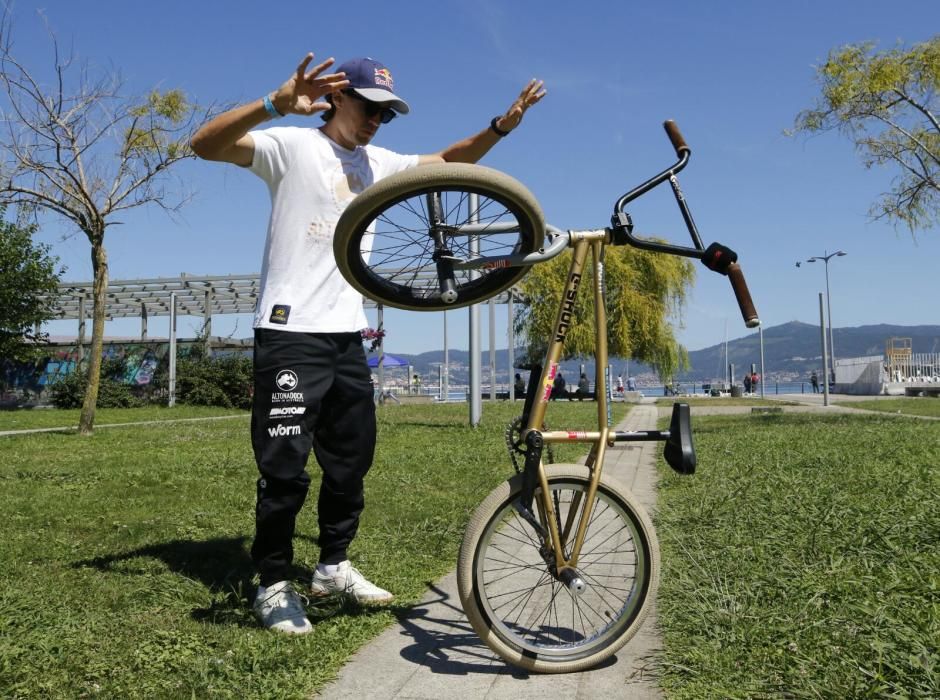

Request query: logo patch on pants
[{"left": 269, "top": 305, "right": 291, "bottom": 325}]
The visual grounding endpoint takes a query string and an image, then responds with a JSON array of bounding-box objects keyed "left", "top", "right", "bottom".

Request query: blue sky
[{"left": 12, "top": 0, "right": 940, "bottom": 355}]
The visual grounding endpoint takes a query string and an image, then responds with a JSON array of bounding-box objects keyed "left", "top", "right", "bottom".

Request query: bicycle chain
[{"left": 505, "top": 415, "right": 555, "bottom": 474}]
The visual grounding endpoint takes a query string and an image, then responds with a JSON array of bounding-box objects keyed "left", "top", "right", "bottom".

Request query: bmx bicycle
[{"left": 333, "top": 121, "right": 759, "bottom": 673}]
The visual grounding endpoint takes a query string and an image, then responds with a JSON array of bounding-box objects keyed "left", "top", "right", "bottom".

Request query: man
[
  {"left": 576, "top": 372, "right": 590, "bottom": 401},
  {"left": 190, "top": 53, "right": 544, "bottom": 634},
  {"left": 513, "top": 372, "right": 526, "bottom": 398},
  {"left": 551, "top": 371, "right": 566, "bottom": 401}
]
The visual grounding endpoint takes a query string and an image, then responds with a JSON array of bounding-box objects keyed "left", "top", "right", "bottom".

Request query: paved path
[
  {"left": 0, "top": 413, "right": 249, "bottom": 437},
  {"left": 316, "top": 404, "right": 665, "bottom": 700}
]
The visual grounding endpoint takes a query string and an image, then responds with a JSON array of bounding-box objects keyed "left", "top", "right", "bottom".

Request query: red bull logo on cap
[{"left": 374, "top": 67, "right": 394, "bottom": 89}]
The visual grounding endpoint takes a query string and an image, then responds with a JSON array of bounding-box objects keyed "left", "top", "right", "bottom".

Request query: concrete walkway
[
  {"left": 0, "top": 413, "right": 249, "bottom": 437},
  {"left": 317, "top": 403, "right": 665, "bottom": 700}
]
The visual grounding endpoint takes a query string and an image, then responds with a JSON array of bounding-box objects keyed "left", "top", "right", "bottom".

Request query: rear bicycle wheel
[
  {"left": 457, "top": 465, "right": 659, "bottom": 673},
  {"left": 334, "top": 163, "right": 545, "bottom": 311}
]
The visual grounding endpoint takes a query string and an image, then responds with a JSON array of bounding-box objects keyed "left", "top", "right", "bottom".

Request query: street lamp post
[{"left": 805, "top": 250, "right": 847, "bottom": 385}]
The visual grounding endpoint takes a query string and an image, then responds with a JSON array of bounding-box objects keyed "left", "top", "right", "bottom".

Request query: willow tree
[
  {"left": 0, "top": 12, "right": 204, "bottom": 434},
  {"left": 791, "top": 37, "right": 939, "bottom": 233},
  {"left": 514, "top": 244, "right": 696, "bottom": 382}
]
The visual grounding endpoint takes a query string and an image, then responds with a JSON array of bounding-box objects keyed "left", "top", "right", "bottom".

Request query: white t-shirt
[{"left": 248, "top": 127, "right": 418, "bottom": 332}]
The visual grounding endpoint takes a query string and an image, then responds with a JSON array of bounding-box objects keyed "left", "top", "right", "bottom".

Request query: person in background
[
  {"left": 513, "top": 372, "right": 526, "bottom": 398},
  {"left": 576, "top": 372, "right": 590, "bottom": 401},
  {"left": 552, "top": 371, "right": 566, "bottom": 400}
]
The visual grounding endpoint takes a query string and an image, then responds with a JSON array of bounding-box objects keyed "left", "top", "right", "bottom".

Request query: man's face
[{"left": 333, "top": 91, "right": 394, "bottom": 147}]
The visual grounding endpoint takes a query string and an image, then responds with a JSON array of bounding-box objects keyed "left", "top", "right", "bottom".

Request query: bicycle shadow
[{"left": 390, "top": 581, "right": 617, "bottom": 678}]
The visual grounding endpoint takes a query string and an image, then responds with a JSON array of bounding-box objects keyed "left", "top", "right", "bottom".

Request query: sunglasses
[{"left": 343, "top": 90, "right": 397, "bottom": 124}]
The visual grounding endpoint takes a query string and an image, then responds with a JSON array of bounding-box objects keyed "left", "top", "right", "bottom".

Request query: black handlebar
[{"left": 611, "top": 120, "right": 760, "bottom": 328}]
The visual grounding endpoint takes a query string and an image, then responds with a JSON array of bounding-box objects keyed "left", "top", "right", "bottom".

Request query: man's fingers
[
  {"left": 296, "top": 53, "right": 315, "bottom": 80},
  {"left": 303, "top": 56, "right": 336, "bottom": 82},
  {"left": 517, "top": 79, "right": 546, "bottom": 110},
  {"left": 307, "top": 73, "right": 349, "bottom": 94}
]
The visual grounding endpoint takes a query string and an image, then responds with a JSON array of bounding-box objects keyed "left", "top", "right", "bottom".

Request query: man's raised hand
[
  {"left": 496, "top": 79, "right": 546, "bottom": 133},
  {"left": 272, "top": 53, "right": 349, "bottom": 117}
]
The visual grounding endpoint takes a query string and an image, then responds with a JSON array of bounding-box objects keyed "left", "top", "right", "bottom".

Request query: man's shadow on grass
[
  {"left": 72, "top": 533, "right": 391, "bottom": 629},
  {"left": 74, "top": 535, "right": 268, "bottom": 628}
]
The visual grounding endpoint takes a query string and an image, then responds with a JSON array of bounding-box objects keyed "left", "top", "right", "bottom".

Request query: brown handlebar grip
[
  {"left": 727, "top": 262, "right": 760, "bottom": 328},
  {"left": 663, "top": 120, "right": 690, "bottom": 156}
]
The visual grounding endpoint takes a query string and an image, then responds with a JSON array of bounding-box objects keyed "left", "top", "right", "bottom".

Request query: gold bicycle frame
[{"left": 523, "top": 229, "right": 613, "bottom": 576}]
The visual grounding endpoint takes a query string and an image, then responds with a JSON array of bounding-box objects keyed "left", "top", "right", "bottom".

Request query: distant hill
[
  {"left": 685, "top": 321, "right": 940, "bottom": 381},
  {"left": 375, "top": 322, "right": 940, "bottom": 385}
]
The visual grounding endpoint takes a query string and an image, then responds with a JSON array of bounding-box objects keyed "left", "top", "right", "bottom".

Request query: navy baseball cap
[{"left": 335, "top": 57, "right": 410, "bottom": 115}]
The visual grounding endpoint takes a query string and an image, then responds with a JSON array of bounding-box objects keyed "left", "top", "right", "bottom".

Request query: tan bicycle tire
[
  {"left": 333, "top": 162, "right": 545, "bottom": 311},
  {"left": 457, "top": 464, "right": 660, "bottom": 673}
]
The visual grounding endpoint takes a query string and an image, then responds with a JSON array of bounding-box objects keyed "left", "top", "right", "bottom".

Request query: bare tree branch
[{"left": 0, "top": 8, "right": 211, "bottom": 433}]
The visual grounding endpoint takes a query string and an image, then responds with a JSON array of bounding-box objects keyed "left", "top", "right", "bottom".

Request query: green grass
[
  {"left": 0, "top": 401, "right": 625, "bottom": 699},
  {"left": 655, "top": 412, "right": 940, "bottom": 698},
  {"left": 0, "top": 404, "right": 248, "bottom": 431},
  {"left": 838, "top": 397, "right": 940, "bottom": 418}
]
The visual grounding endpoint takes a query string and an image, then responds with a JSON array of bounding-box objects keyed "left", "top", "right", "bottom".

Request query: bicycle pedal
[{"left": 664, "top": 402, "right": 696, "bottom": 475}]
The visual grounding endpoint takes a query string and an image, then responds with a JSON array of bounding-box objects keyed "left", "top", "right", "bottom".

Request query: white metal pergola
[{"left": 46, "top": 271, "right": 521, "bottom": 413}]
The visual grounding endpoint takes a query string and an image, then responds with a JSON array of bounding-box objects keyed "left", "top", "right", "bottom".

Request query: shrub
[
  {"left": 48, "top": 352, "right": 252, "bottom": 410},
  {"left": 48, "top": 359, "right": 146, "bottom": 409},
  {"left": 173, "top": 353, "right": 252, "bottom": 410}
]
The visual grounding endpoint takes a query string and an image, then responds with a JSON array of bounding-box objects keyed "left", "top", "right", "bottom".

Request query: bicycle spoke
[{"left": 471, "top": 475, "right": 651, "bottom": 661}]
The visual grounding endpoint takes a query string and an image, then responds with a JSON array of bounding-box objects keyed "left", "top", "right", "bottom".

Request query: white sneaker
[
  {"left": 253, "top": 581, "right": 313, "bottom": 634},
  {"left": 310, "top": 561, "right": 394, "bottom": 605}
]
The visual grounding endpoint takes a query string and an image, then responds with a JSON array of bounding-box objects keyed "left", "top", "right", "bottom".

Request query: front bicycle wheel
[
  {"left": 457, "top": 465, "right": 659, "bottom": 673},
  {"left": 334, "top": 163, "right": 545, "bottom": 311}
]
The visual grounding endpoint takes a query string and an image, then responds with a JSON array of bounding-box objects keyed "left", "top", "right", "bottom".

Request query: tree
[
  {"left": 514, "top": 244, "right": 696, "bottom": 381},
  {"left": 791, "top": 37, "right": 940, "bottom": 233},
  {"left": 0, "top": 11, "right": 207, "bottom": 434},
  {"left": 0, "top": 206, "right": 63, "bottom": 362}
]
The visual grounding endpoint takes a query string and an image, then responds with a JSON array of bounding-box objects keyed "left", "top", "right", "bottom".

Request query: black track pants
[{"left": 249, "top": 328, "right": 376, "bottom": 586}]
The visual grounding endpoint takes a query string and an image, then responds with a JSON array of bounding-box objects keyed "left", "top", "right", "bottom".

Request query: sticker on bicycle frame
[
  {"left": 540, "top": 363, "right": 558, "bottom": 403},
  {"left": 482, "top": 259, "right": 510, "bottom": 270},
  {"left": 554, "top": 273, "right": 582, "bottom": 343},
  {"left": 605, "top": 367, "right": 612, "bottom": 426},
  {"left": 566, "top": 431, "right": 586, "bottom": 440}
]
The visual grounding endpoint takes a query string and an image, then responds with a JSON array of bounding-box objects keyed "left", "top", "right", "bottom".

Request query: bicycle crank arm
[{"left": 511, "top": 500, "right": 548, "bottom": 539}]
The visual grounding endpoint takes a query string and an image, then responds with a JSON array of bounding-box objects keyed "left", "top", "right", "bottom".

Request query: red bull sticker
[
  {"left": 374, "top": 68, "right": 394, "bottom": 89},
  {"left": 540, "top": 363, "right": 559, "bottom": 403}
]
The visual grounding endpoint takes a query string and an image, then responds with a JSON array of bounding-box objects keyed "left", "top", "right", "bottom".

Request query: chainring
[{"left": 505, "top": 415, "right": 555, "bottom": 473}]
